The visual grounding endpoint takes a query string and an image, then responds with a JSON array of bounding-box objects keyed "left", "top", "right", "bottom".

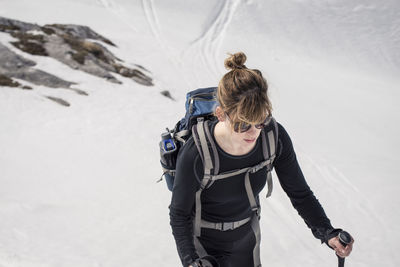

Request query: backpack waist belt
[{"left": 200, "top": 217, "right": 252, "bottom": 231}]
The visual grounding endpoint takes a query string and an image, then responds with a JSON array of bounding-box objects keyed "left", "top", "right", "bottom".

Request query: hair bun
[{"left": 224, "top": 52, "right": 247, "bottom": 70}]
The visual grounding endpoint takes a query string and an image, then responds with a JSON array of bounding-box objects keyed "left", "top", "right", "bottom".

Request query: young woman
[{"left": 169, "top": 52, "right": 354, "bottom": 267}]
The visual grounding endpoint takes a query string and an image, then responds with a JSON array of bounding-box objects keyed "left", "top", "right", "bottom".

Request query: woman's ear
[{"left": 215, "top": 106, "right": 226, "bottom": 122}]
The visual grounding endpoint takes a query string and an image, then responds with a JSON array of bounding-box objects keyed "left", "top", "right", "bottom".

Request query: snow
[{"left": 0, "top": 0, "right": 399, "bottom": 266}]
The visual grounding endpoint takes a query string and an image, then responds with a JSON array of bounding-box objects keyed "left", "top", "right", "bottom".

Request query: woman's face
[
  {"left": 229, "top": 123, "right": 262, "bottom": 147},
  {"left": 215, "top": 106, "right": 263, "bottom": 147}
]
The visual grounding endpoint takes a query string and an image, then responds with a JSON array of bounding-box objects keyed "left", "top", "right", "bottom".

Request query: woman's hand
[{"left": 328, "top": 235, "right": 354, "bottom": 258}]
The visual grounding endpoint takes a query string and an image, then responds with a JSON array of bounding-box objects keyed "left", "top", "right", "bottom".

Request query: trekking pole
[{"left": 337, "top": 231, "right": 352, "bottom": 267}]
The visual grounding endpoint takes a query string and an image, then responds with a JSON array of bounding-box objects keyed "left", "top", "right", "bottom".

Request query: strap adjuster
[
  {"left": 266, "top": 163, "right": 273, "bottom": 172},
  {"left": 250, "top": 163, "right": 264, "bottom": 173},
  {"left": 252, "top": 207, "right": 261, "bottom": 216},
  {"left": 222, "top": 222, "right": 234, "bottom": 231}
]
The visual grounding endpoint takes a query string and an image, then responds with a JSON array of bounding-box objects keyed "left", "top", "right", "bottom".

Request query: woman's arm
[{"left": 169, "top": 138, "right": 202, "bottom": 266}]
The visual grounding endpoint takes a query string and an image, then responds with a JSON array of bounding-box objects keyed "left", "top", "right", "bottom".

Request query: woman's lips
[{"left": 244, "top": 138, "right": 256, "bottom": 143}]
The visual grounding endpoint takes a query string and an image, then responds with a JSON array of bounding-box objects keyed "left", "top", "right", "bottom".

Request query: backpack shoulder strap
[
  {"left": 261, "top": 117, "right": 279, "bottom": 198},
  {"left": 192, "top": 118, "right": 219, "bottom": 189},
  {"left": 192, "top": 118, "right": 220, "bottom": 237},
  {"left": 261, "top": 117, "right": 279, "bottom": 160},
  {"left": 203, "top": 120, "right": 220, "bottom": 175}
]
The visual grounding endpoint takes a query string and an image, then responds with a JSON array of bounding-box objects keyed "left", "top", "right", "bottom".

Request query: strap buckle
[
  {"left": 222, "top": 222, "right": 234, "bottom": 231},
  {"left": 266, "top": 163, "right": 273, "bottom": 172},
  {"left": 200, "top": 174, "right": 214, "bottom": 190},
  {"left": 250, "top": 163, "right": 265, "bottom": 173},
  {"left": 252, "top": 207, "right": 261, "bottom": 217}
]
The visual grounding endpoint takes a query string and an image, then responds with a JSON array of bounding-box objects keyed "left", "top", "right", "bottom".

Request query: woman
[{"left": 169, "top": 52, "right": 354, "bottom": 267}]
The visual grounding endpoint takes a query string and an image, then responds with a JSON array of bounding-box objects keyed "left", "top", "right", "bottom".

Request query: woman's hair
[{"left": 217, "top": 52, "right": 272, "bottom": 129}]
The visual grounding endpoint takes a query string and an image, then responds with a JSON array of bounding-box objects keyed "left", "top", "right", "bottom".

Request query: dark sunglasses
[{"left": 227, "top": 114, "right": 272, "bottom": 133}]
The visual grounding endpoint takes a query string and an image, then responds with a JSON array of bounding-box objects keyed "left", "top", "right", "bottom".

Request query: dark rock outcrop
[
  {"left": 0, "top": 43, "right": 76, "bottom": 89},
  {"left": 46, "top": 96, "right": 71, "bottom": 107},
  {"left": 0, "top": 16, "right": 153, "bottom": 86}
]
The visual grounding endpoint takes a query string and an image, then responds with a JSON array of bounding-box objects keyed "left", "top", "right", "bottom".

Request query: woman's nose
[{"left": 247, "top": 125, "right": 258, "bottom": 135}]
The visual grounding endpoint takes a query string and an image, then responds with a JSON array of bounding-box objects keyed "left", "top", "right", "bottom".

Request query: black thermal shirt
[{"left": 169, "top": 120, "right": 334, "bottom": 264}]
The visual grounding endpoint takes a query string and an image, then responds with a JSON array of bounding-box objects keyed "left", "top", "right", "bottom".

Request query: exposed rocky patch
[
  {"left": 0, "top": 74, "right": 31, "bottom": 89},
  {"left": 10, "top": 31, "right": 49, "bottom": 56},
  {"left": 160, "top": 90, "right": 175, "bottom": 101},
  {"left": 0, "top": 16, "right": 153, "bottom": 88},
  {"left": 0, "top": 42, "right": 79, "bottom": 92},
  {"left": 46, "top": 96, "right": 71, "bottom": 107}
]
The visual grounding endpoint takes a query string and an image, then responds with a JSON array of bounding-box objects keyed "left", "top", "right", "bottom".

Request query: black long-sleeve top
[{"left": 169, "top": 120, "right": 334, "bottom": 265}]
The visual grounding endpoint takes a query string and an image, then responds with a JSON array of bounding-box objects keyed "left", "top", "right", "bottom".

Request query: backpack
[
  {"left": 158, "top": 86, "right": 279, "bottom": 266},
  {"left": 158, "top": 87, "right": 218, "bottom": 191}
]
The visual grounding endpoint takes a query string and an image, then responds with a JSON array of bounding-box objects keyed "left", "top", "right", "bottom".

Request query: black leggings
[{"left": 197, "top": 223, "right": 257, "bottom": 267}]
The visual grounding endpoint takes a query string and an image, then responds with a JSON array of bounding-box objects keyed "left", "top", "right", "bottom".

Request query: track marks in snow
[
  {"left": 184, "top": 0, "right": 242, "bottom": 78},
  {"left": 97, "top": 0, "right": 138, "bottom": 32},
  {"left": 141, "top": 0, "right": 162, "bottom": 45},
  {"left": 141, "top": 0, "right": 193, "bottom": 89}
]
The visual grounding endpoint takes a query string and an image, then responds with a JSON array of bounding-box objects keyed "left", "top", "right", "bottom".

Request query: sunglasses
[{"left": 226, "top": 114, "right": 272, "bottom": 133}]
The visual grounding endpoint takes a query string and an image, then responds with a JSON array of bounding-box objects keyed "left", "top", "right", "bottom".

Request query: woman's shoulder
[
  {"left": 272, "top": 120, "right": 296, "bottom": 162},
  {"left": 177, "top": 118, "right": 218, "bottom": 166},
  {"left": 177, "top": 135, "right": 201, "bottom": 163},
  {"left": 175, "top": 135, "right": 204, "bottom": 186},
  {"left": 270, "top": 119, "right": 291, "bottom": 142},
  {"left": 262, "top": 118, "right": 290, "bottom": 144}
]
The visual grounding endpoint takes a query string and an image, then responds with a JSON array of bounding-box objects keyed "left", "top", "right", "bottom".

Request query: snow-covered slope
[{"left": 0, "top": 0, "right": 399, "bottom": 266}]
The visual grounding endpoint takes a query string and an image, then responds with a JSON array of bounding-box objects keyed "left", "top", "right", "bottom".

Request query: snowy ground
[{"left": 0, "top": 0, "right": 399, "bottom": 266}]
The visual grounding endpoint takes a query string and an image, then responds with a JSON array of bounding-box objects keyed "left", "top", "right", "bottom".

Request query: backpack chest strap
[{"left": 206, "top": 157, "right": 274, "bottom": 181}]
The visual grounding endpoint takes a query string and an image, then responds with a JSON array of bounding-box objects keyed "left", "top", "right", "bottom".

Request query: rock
[
  {"left": 46, "top": 24, "right": 116, "bottom": 46},
  {"left": 0, "top": 16, "right": 154, "bottom": 88},
  {"left": 12, "top": 68, "right": 75, "bottom": 88},
  {"left": 45, "top": 96, "right": 70, "bottom": 107},
  {"left": 160, "top": 90, "right": 175, "bottom": 100},
  {"left": 0, "top": 43, "right": 75, "bottom": 89},
  {"left": 0, "top": 42, "right": 36, "bottom": 69},
  {"left": 0, "top": 17, "right": 41, "bottom": 32},
  {"left": 0, "top": 74, "right": 20, "bottom": 87}
]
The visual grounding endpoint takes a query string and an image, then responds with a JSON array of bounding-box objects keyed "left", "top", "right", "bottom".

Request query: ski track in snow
[
  {"left": 97, "top": 0, "right": 138, "bottom": 32},
  {"left": 140, "top": 0, "right": 191, "bottom": 90},
  {"left": 183, "top": 0, "right": 242, "bottom": 79},
  {"left": 141, "top": 0, "right": 162, "bottom": 45}
]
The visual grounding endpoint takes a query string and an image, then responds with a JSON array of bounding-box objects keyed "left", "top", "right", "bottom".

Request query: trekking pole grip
[{"left": 338, "top": 231, "right": 352, "bottom": 247}]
